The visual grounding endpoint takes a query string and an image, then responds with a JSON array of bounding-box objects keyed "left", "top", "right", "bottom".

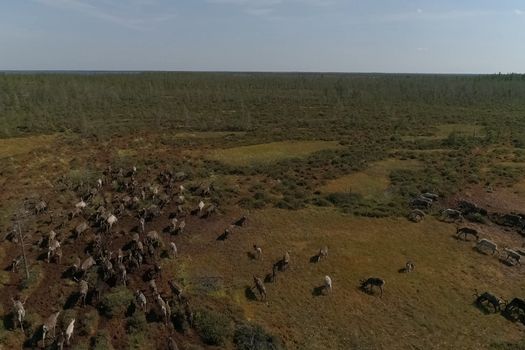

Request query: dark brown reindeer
[
  {"left": 456, "top": 227, "right": 479, "bottom": 241},
  {"left": 474, "top": 290, "right": 506, "bottom": 313},
  {"left": 360, "top": 278, "right": 385, "bottom": 297}
]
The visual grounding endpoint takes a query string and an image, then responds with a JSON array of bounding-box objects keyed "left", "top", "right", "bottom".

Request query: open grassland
[
  {"left": 320, "top": 159, "right": 422, "bottom": 199},
  {"left": 0, "top": 134, "right": 57, "bottom": 158},
  {"left": 207, "top": 140, "right": 342, "bottom": 166},
  {"left": 182, "top": 208, "right": 525, "bottom": 350}
]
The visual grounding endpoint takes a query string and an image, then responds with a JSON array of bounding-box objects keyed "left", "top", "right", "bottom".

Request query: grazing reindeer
[
  {"left": 168, "top": 337, "right": 179, "bottom": 350},
  {"left": 11, "top": 297, "right": 26, "bottom": 331},
  {"left": 505, "top": 298, "right": 525, "bottom": 322},
  {"left": 149, "top": 279, "right": 159, "bottom": 295},
  {"left": 360, "top": 278, "right": 385, "bottom": 297},
  {"left": 282, "top": 251, "right": 290, "bottom": 271},
  {"left": 139, "top": 217, "right": 145, "bottom": 234},
  {"left": 404, "top": 261, "right": 415, "bottom": 273},
  {"left": 79, "top": 280, "right": 89, "bottom": 306},
  {"left": 198, "top": 200, "right": 205, "bottom": 213},
  {"left": 317, "top": 246, "right": 328, "bottom": 262},
  {"left": 168, "top": 280, "right": 184, "bottom": 302},
  {"left": 56, "top": 331, "right": 65, "bottom": 350},
  {"left": 75, "top": 222, "right": 89, "bottom": 237},
  {"left": 35, "top": 200, "right": 48, "bottom": 215},
  {"left": 170, "top": 242, "right": 178, "bottom": 257},
  {"left": 42, "top": 311, "right": 60, "bottom": 347},
  {"left": 324, "top": 275, "right": 333, "bottom": 294},
  {"left": 476, "top": 238, "right": 499, "bottom": 255},
  {"left": 503, "top": 248, "right": 521, "bottom": 265},
  {"left": 117, "top": 262, "right": 127, "bottom": 286},
  {"left": 169, "top": 218, "right": 178, "bottom": 234},
  {"left": 253, "top": 245, "right": 262, "bottom": 260},
  {"left": 178, "top": 219, "right": 186, "bottom": 234},
  {"left": 474, "top": 290, "right": 506, "bottom": 313},
  {"left": 456, "top": 227, "right": 479, "bottom": 241},
  {"left": 156, "top": 294, "right": 171, "bottom": 325},
  {"left": 135, "top": 290, "right": 147, "bottom": 312},
  {"left": 65, "top": 318, "right": 75, "bottom": 346},
  {"left": 11, "top": 255, "right": 22, "bottom": 273},
  {"left": 441, "top": 209, "right": 463, "bottom": 222},
  {"left": 47, "top": 238, "right": 62, "bottom": 263},
  {"left": 105, "top": 214, "right": 118, "bottom": 232},
  {"left": 253, "top": 275, "right": 267, "bottom": 301}
]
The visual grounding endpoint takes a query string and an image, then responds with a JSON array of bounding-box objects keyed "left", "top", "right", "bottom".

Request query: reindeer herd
[
  {"left": 410, "top": 193, "right": 525, "bottom": 325},
  {"left": 3, "top": 166, "right": 525, "bottom": 349}
]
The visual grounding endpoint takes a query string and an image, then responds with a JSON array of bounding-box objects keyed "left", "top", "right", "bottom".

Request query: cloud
[
  {"left": 34, "top": 0, "right": 176, "bottom": 29},
  {"left": 375, "top": 9, "right": 498, "bottom": 23},
  {"left": 515, "top": 9, "right": 523, "bottom": 15}
]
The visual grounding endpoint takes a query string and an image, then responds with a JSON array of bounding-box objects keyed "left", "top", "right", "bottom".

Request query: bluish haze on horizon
[{"left": 0, "top": 0, "right": 524, "bottom": 73}]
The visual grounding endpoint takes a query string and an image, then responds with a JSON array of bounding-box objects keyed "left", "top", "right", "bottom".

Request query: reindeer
[
  {"left": 156, "top": 294, "right": 171, "bottom": 325},
  {"left": 178, "top": 219, "right": 186, "bottom": 234},
  {"left": 168, "top": 280, "right": 184, "bottom": 302},
  {"left": 139, "top": 217, "right": 145, "bottom": 234},
  {"left": 253, "top": 276, "right": 267, "bottom": 301},
  {"left": 198, "top": 200, "right": 205, "bottom": 213},
  {"left": 476, "top": 238, "right": 499, "bottom": 255},
  {"left": 65, "top": 318, "right": 75, "bottom": 346},
  {"left": 316, "top": 246, "right": 328, "bottom": 262},
  {"left": 404, "top": 261, "right": 415, "bottom": 273},
  {"left": 35, "top": 200, "right": 48, "bottom": 215},
  {"left": 474, "top": 290, "right": 506, "bottom": 313},
  {"left": 456, "top": 227, "right": 479, "bottom": 241},
  {"left": 170, "top": 242, "right": 178, "bottom": 257},
  {"left": 47, "top": 238, "right": 62, "bottom": 263},
  {"left": 360, "top": 278, "right": 385, "bottom": 297},
  {"left": 169, "top": 218, "right": 178, "bottom": 234},
  {"left": 149, "top": 279, "right": 159, "bottom": 295},
  {"left": 117, "top": 262, "right": 127, "bottom": 286},
  {"left": 11, "top": 297, "right": 26, "bottom": 331},
  {"left": 168, "top": 337, "right": 179, "bottom": 350},
  {"left": 11, "top": 255, "right": 22, "bottom": 273},
  {"left": 79, "top": 280, "right": 89, "bottom": 306},
  {"left": 42, "top": 311, "right": 61, "bottom": 347},
  {"left": 135, "top": 290, "right": 147, "bottom": 312},
  {"left": 282, "top": 251, "right": 290, "bottom": 271},
  {"left": 504, "top": 298, "right": 525, "bottom": 322},
  {"left": 74, "top": 222, "right": 89, "bottom": 237},
  {"left": 503, "top": 248, "right": 521, "bottom": 265},
  {"left": 253, "top": 245, "right": 262, "bottom": 260},
  {"left": 324, "top": 275, "right": 332, "bottom": 294},
  {"left": 105, "top": 214, "right": 118, "bottom": 232},
  {"left": 441, "top": 209, "right": 463, "bottom": 222}
]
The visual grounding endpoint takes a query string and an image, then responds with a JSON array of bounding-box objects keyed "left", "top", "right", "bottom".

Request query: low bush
[
  {"left": 99, "top": 286, "right": 134, "bottom": 318},
  {"left": 194, "top": 309, "right": 234, "bottom": 346},
  {"left": 234, "top": 322, "right": 283, "bottom": 350}
]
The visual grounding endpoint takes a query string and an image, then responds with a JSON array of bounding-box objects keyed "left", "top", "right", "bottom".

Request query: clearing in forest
[
  {"left": 207, "top": 140, "right": 342, "bottom": 166},
  {"left": 402, "top": 123, "right": 485, "bottom": 141},
  {"left": 320, "top": 159, "right": 422, "bottom": 199}
]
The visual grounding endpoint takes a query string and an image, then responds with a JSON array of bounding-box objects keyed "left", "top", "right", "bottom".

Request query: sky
[{"left": 0, "top": 0, "right": 524, "bottom": 73}]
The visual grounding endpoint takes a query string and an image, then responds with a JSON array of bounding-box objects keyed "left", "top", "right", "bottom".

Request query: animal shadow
[
  {"left": 312, "top": 286, "right": 325, "bottom": 297},
  {"left": 309, "top": 255, "right": 320, "bottom": 264},
  {"left": 398, "top": 268, "right": 407, "bottom": 273},
  {"left": 64, "top": 292, "right": 80, "bottom": 309},
  {"left": 264, "top": 273, "right": 274, "bottom": 283},
  {"left": 498, "top": 258, "right": 516, "bottom": 267},
  {"left": 216, "top": 232, "right": 229, "bottom": 241},
  {"left": 247, "top": 252, "right": 256, "bottom": 260},
  {"left": 244, "top": 286, "right": 257, "bottom": 301}
]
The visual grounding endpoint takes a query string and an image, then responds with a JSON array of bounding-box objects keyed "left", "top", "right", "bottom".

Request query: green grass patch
[{"left": 207, "top": 140, "right": 342, "bottom": 166}]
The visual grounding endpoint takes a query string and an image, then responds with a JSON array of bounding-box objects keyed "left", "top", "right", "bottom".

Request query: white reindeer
[
  {"left": 65, "top": 318, "right": 75, "bottom": 346},
  {"left": 198, "top": 200, "right": 205, "bottom": 212},
  {"left": 106, "top": 214, "right": 118, "bottom": 232},
  {"left": 156, "top": 294, "right": 171, "bottom": 325},
  {"left": 324, "top": 275, "right": 332, "bottom": 294},
  {"left": 477, "top": 238, "right": 499, "bottom": 255},
  {"left": 170, "top": 242, "right": 178, "bottom": 257}
]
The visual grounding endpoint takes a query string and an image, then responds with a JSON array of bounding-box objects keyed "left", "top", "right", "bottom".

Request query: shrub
[
  {"left": 99, "top": 286, "right": 134, "bottom": 318},
  {"left": 79, "top": 309, "right": 99, "bottom": 336},
  {"left": 194, "top": 309, "right": 234, "bottom": 346},
  {"left": 126, "top": 312, "right": 147, "bottom": 333},
  {"left": 91, "top": 330, "right": 115, "bottom": 350},
  {"left": 234, "top": 322, "right": 283, "bottom": 350}
]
